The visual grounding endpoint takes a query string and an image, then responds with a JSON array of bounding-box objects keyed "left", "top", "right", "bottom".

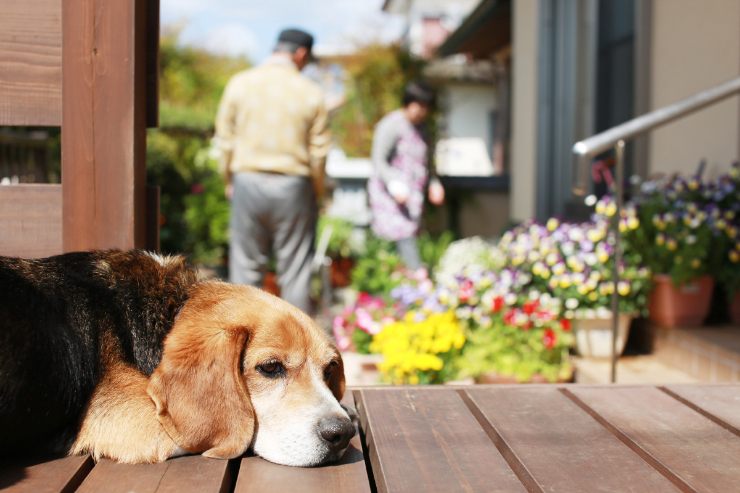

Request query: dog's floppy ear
[
  {"left": 328, "top": 353, "right": 346, "bottom": 402},
  {"left": 147, "top": 321, "right": 254, "bottom": 459}
]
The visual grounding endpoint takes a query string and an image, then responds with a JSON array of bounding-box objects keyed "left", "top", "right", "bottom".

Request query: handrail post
[{"left": 611, "top": 140, "right": 625, "bottom": 383}]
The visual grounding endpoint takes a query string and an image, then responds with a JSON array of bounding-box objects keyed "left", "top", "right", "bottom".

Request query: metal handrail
[
  {"left": 571, "top": 75, "right": 740, "bottom": 384},
  {"left": 573, "top": 76, "right": 740, "bottom": 193}
]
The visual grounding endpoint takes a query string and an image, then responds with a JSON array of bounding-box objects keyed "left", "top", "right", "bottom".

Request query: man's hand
[
  {"left": 225, "top": 184, "right": 234, "bottom": 201},
  {"left": 428, "top": 181, "right": 445, "bottom": 205}
]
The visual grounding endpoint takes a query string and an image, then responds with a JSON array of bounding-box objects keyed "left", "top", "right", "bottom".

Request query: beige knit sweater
[{"left": 215, "top": 59, "right": 331, "bottom": 198}]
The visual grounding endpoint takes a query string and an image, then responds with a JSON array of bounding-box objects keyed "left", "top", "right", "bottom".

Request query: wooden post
[{"left": 62, "top": 0, "right": 149, "bottom": 251}]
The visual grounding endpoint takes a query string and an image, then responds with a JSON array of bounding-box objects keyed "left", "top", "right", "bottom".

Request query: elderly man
[{"left": 215, "top": 28, "right": 331, "bottom": 315}]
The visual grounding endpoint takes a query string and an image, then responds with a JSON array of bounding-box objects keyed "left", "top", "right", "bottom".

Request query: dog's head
[{"left": 146, "top": 282, "right": 354, "bottom": 466}]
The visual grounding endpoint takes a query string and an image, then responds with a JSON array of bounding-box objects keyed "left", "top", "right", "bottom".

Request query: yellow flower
[
  {"left": 547, "top": 218, "right": 559, "bottom": 231},
  {"left": 691, "top": 258, "right": 702, "bottom": 269},
  {"left": 617, "top": 281, "right": 631, "bottom": 296},
  {"left": 656, "top": 233, "right": 665, "bottom": 246},
  {"left": 588, "top": 291, "right": 599, "bottom": 301},
  {"left": 627, "top": 217, "right": 639, "bottom": 230},
  {"left": 666, "top": 238, "right": 678, "bottom": 251},
  {"left": 730, "top": 251, "right": 740, "bottom": 263},
  {"left": 605, "top": 203, "right": 617, "bottom": 217}
]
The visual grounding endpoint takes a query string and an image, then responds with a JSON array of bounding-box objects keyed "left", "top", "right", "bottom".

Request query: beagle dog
[{"left": 0, "top": 250, "right": 355, "bottom": 466}]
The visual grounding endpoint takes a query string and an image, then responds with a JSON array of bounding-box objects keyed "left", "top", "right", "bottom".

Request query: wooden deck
[{"left": 3, "top": 384, "right": 740, "bottom": 492}]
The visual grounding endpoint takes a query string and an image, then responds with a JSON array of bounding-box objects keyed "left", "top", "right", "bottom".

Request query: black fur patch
[{"left": 0, "top": 251, "right": 200, "bottom": 456}]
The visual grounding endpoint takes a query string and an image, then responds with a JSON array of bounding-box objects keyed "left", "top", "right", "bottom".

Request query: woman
[{"left": 367, "top": 80, "right": 445, "bottom": 270}]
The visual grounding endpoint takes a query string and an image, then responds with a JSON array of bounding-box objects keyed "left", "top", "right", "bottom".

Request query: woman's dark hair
[{"left": 402, "top": 79, "right": 435, "bottom": 107}]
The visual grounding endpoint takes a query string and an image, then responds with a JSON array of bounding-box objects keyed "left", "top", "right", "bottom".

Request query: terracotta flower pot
[
  {"left": 573, "top": 313, "right": 632, "bottom": 358},
  {"left": 330, "top": 257, "right": 354, "bottom": 287},
  {"left": 647, "top": 274, "right": 714, "bottom": 327}
]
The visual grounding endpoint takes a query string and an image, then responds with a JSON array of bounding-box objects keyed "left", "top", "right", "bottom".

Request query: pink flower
[
  {"left": 333, "top": 315, "right": 345, "bottom": 329},
  {"left": 459, "top": 280, "right": 475, "bottom": 303},
  {"left": 336, "top": 335, "right": 352, "bottom": 351},
  {"left": 355, "top": 308, "right": 375, "bottom": 333},
  {"left": 357, "top": 292, "right": 372, "bottom": 305}
]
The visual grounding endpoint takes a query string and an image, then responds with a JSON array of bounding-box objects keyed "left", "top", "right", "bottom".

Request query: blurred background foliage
[
  {"left": 148, "top": 30, "right": 429, "bottom": 267},
  {"left": 328, "top": 43, "right": 427, "bottom": 158},
  {"left": 147, "top": 28, "right": 249, "bottom": 265}
]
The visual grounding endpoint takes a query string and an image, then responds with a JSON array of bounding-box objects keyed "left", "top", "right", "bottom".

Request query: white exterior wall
[
  {"left": 510, "top": 0, "right": 539, "bottom": 221},
  {"left": 445, "top": 84, "right": 497, "bottom": 142},
  {"left": 649, "top": 0, "right": 740, "bottom": 178}
]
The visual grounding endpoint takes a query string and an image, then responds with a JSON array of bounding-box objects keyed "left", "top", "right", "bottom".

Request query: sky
[{"left": 160, "top": 0, "right": 406, "bottom": 62}]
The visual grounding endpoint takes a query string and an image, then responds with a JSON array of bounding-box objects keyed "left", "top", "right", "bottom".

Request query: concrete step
[
  {"left": 650, "top": 324, "right": 740, "bottom": 382},
  {"left": 573, "top": 355, "right": 699, "bottom": 384}
]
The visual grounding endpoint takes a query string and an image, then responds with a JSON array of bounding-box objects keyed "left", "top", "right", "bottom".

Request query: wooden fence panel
[
  {"left": 0, "top": 0, "right": 62, "bottom": 126},
  {"left": 0, "top": 184, "right": 62, "bottom": 257}
]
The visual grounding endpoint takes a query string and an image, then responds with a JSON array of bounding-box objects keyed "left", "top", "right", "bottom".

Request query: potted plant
[
  {"left": 316, "top": 215, "right": 362, "bottom": 287},
  {"left": 497, "top": 217, "right": 650, "bottom": 357},
  {"left": 623, "top": 176, "right": 719, "bottom": 327},
  {"left": 369, "top": 309, "right": 465, "bottom": 385}
]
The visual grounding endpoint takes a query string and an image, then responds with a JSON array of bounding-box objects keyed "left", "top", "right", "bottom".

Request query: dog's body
[{"left": 0, "top": 251, "right": 354, "bottom": 466}]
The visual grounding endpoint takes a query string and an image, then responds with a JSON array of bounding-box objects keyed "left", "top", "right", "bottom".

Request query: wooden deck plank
[
  {"left": 152, "top": 456, "right": 233, "bottom": 493},
  {"left": 0, "top": 455, "right": 92, "bottom": 493},
  {"left": 74, "top": 459, "right": 170, "bottom": 493},
  {"left": 234, "top": 390, "right": 370, "bottom": 493},
  {"left": 464, "top": 387, "right": 680, "bottom": 492},
  {"left": 74, "top": 456, "right": 232, "bottom": 493},
  {"left": 662, "top": 384, "right": 740, "bottom": 436},
  {"left": 569, "top": 385, "right": 740, "bottom": 492},
  {"left": 356, "top": 388, "right": 525, "bottom": 493}
]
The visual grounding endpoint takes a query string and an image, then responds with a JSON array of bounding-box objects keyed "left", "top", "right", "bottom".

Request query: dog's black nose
[{"left": 317, "top": 417, "right": 355, "bottom": 452}]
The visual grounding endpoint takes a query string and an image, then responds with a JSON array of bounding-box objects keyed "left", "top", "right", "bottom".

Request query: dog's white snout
[{"left": 317, "top": 416, "right": 355, "bottom": 453}]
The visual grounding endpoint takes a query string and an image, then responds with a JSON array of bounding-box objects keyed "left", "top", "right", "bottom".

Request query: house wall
[
  {"left": 648, "top": 0, "right": 740, "bottom": 179},
  {"left": 445, "top": 84, "right": 497, "bottom": 147},
  {"left": 459, "top": 191, "right": 511, "bottom": 238},
  {"left": 510, "top": 0, "right": 539, "bottom": 222}
]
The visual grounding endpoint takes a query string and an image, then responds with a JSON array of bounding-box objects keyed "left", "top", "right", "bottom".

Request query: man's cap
[{"left": 277, "top": 29, "right": 314, "bottom": 52}]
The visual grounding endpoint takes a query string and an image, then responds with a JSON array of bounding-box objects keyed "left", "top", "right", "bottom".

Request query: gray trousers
[
  {"left": 229, "top": 172, "right": 317, "bottom": 315},
  {"left": 395, "top": 237, "right": 422, "bottom": 271}
]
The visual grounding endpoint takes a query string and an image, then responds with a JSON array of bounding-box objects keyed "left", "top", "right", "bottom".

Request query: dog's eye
[
  {"left": 324, "top": 361, "right": 338, "bottom": 380},
  {"left": 257, "top": 361, "right": 285, "bottom": 378}
]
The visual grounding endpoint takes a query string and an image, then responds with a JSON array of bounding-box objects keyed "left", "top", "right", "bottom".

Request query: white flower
[
  {"left": 504, "top": 293, "right": 517, "bottom": 305},
  {"left": 596, "top": 306, "right": 612, "bottom": 319},
  {"left": 565, "top": 298, "right": 579, "bottom": 309}
]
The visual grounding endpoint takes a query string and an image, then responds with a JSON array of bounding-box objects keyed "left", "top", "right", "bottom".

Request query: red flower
[
  {"left": 503, "top": 308, "right": 517, "bottom": 325},
  {"left": 543, "top": 328, "right": 557, "bottom": 349},
  {"left": 559, "top": 318, "right": 572, "bottom": 332},
  {"left": 492, "top": 296, "right": 504, "bottom": 313},
  {"left": 357, "top": 292, "right": 371, "bottom": 305},
  {"left": 521, "top": 321, "right": 532, "bottom": 331},
  {"left": 522, "top": 300, "right": 539, "bottom": 315}
]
